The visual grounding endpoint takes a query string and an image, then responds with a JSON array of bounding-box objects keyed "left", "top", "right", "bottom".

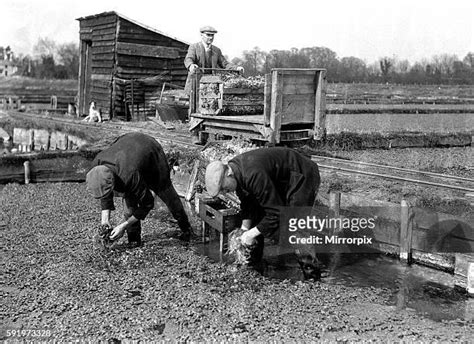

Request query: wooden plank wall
[
  {"left": 79, "top": 13, "right": 189, "bottom": 121},
  {"left": 113, "top": 18, "right": 188, "bottom": 120},
  {"left": 79, "top": 13, "right": 117, "bottom": 119}
]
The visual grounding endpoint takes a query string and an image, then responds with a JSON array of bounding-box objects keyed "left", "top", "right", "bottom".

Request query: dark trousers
[
  {"left": 155, "top": 184, "right": 192, "bottom": 233},
  {"left": 123, "top": 197, "right": 141, "bottom": 243},
  {"left": 123, "top": 184, "right": 192, "bottom": 243}
]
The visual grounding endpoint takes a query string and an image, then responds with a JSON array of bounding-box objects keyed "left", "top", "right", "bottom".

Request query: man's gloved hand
[
  {"left": 110, "top": 222, "right": 127, "bottom": 241},
  {"left": 240, "top": 227, "right": 260, "bottom": 246},
  {"left": 189, "top": 64, "right": 199, "bottom": 74}
]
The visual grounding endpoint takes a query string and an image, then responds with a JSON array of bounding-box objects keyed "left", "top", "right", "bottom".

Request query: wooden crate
[
  {"left": 189, "top": 68, "right": 327, "bottom": 144},
  {"left": 198, "top": 75, "right": 264, "bottom": 116},
  {"left": 199, "top": 197, "right": 241, "bottom": 254}
]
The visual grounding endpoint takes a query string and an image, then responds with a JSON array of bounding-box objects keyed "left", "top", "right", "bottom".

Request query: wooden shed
[{"left": 76, "top": 11, "right": 189, "bottom": 121}]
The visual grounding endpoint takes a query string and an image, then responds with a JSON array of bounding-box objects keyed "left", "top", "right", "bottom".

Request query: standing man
[
  {"left": 184, "top": 26, "right": 244, "bottom": 144},
  {"left": 184, "top": 25, "right": 244, "bottom": 95},
  {"left": 86, "top": 133, "right": 193, "bottom": 247},
  {"left": 205, "top": 147, "right": 320, "bottom": 265}
]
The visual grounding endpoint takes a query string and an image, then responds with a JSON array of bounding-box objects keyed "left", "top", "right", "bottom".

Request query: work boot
[
  {"left": 127, "top": 228, "right": 142, "bottom": 248},
  {"left": 177, "top": 231, "right": 191, "bottom": 242},
  {"left": 127, "top": 240, "right": 142, "bottom": 249}
]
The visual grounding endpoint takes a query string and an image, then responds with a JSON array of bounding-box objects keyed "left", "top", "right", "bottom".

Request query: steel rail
[
  {"left": 315, "top": 162, "right": 474, "bottom": 193},
  {"left": 312, "top": 155, "right": 473, "bottom": 182}
]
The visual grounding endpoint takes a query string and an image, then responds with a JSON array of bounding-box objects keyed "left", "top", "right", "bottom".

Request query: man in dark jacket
[
  {"left": 86, "top": 133, "right": 192, "bottom": 247},
  {"left": 205, "top": 147, "right": 320, "bottom": 262},
  {"left": 184, "top": 25, "right": 244, "bottom": 95}
]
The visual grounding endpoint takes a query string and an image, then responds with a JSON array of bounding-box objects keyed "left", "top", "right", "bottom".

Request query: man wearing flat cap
[
  {"left": 86, "top": 132, "right": 193, "bottom": 247},
  {"left": 205, "top": 147, "right": 320, "bottom": 264},
  {"left": 184, "top": 25, "right": 244, "bottom": 95}
]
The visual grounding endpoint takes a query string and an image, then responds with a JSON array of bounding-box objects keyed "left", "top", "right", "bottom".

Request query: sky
[{"left": 1, "top": 0, "right": 473, "bottom": 64}]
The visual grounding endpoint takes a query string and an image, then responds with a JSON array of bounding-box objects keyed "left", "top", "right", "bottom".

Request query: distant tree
[
  {"left": 267, "top": 49, "right": 292, "bottom": 69},
  {"left": 337, "top": 56, "right": 367, "bottom": 82},
  {"left": 379, "top": 57, "right": 393, "bottom": 81},
  {"left": 463, "top": 52, "right": 474, "bottom": 69},
  {"left": 240, "top": 47, "right": 267, "bottom": 76},
  {"left": 33, "top": 37, "right": 57, "bottom": 59},
  {"left": 300, "top": 47, "right": 339, "bottom": 80},
  {"left": 366, "top": 62, "right": 381, "bottom": 82},
  {"left": 407, "top": 62, "right": 426, "bottom": 84},
  {"left": 432, "top": 54, "right": 458, "bottom": 82},
  {"left": 287, "top": 48, "right": 310, "bottom": 68},
  {"left": 37, "top": 55, "right": 56, "bottom": 79},
  {"left": 56, "top": 42, "right": 79, "bottom": 79}
]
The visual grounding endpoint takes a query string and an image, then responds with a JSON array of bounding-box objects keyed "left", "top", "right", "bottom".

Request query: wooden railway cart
[{"left": 188, "top": 68, "right": 327, "bottom": 144}]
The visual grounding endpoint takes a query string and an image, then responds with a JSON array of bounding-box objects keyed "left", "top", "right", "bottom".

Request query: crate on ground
[{"left": 199, "top": 197, "right": 241, "bottom": 254}]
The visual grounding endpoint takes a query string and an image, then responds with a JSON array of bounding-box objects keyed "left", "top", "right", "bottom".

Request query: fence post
[
  {"left": 24, "top": 161, "right": 31, "bottom": 184},
  {"left": 51, "top": 96, "right": 58, "bottom": 109},
  {"left": 400, "top": 199, "right": 414, "bottom": 264},
  {"left": 329, "top": 191, "right": 341, "bottom": 218}
]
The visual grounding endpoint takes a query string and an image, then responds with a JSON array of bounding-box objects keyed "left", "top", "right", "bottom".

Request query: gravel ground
[{"left": 1, "top": 182, "right": 473, "bottom": 342}]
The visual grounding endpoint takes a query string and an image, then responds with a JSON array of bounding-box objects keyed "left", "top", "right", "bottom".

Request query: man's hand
[
  {"left": 189, "top": 64, "right": 199, "bottom": 74},
  {"left": 240, "top": 227, "right": 260, "bottom": 246},
  {"left": 110, "top": 222, "right": 127, "bottom": 241}
]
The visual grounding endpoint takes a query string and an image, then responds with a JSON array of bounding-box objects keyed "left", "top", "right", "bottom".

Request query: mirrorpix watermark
[{"left": 287, "top": 215, "right": 375, "bottom": 246}]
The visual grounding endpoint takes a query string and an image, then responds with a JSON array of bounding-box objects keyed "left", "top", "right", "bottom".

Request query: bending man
[
  {"left": 86, "top": 133, "right": 192, "bottom": 247},
  {"left": 205, "top": 147, "right": 320, "bottom": 264}
]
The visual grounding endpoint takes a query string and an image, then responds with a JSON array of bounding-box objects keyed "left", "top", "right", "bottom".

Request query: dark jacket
[
  {"left": 184, "top": 42, "right": 237, "bottom": 94},
  {"left": 91, "top": 133, "right": 172, "bottom": 220},
  {"left": 228, "top": 147, "right": 320, "bottom": 237}
]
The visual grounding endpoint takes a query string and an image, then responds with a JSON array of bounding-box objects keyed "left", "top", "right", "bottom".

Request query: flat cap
[
  {"left": 86, "top": 165, "right": 115, "bottom": 199},
  {"left": 200, "top": 25, "right": 218, "bottom": 34},
  {"left": 205, "top": 161, "right": 225, "bottom": 197}
]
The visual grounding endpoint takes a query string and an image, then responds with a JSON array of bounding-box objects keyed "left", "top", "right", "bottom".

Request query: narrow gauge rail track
[
  {"left": 6, "top": 111, "right": 196, "bottom": 149},
  {"left": 311, "top": 155, "right": 474, "bottom": 193}
]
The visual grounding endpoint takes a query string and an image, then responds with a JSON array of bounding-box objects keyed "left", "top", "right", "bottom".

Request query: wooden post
[
  {"left": 185, "top": 160, "right": 200, "bottom": 202},
  {"left": 51, "top": 96, "right": 58, "bottom": 109},
  {"left": 454, "top": 253, "right": 474, "bottom": 296},
  {"left": 263, "top": 73, "right": 272, "bottom": 127},
  {"left": 468, "top": 263, "right": 474, "bottom": 296},
  {"left": 270, "top": 70, "right": 283, "bottom": 144},
  {"left": 24, "top": 161, "right": 31, "bottom": 184},
  {"left": 313, "top": 70, "right": 327, "bottom": 141},
  {"left": 131, "top": 79, "right": 135, "bottom": 121},
  {"left": 329, "top": 191, "right": 341, "bottom": 218},
  {"left": 219, "top": 232, "right": 225, "bottom": 258},
  {"left": 202, "top": 221, "right": 209, "bottom": 244},
  {"left": 400, "top": 200, "right": 414, "bottom": 264}
]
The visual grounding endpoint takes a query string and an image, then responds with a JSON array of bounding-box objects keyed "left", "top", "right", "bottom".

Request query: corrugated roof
[{"left": 76, "top": 11, "right": 190, "bottom": 45}]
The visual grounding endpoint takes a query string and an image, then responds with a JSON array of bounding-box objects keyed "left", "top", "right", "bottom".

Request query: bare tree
[
  {"left": 463, "top": 52, "right": 474, "bottom": 69},
  {"left": 33, "top": 37, "right": 57, "bottom": 59},
  {"left": 379, "top": 57, "right": 393, "bottom": 81}
]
